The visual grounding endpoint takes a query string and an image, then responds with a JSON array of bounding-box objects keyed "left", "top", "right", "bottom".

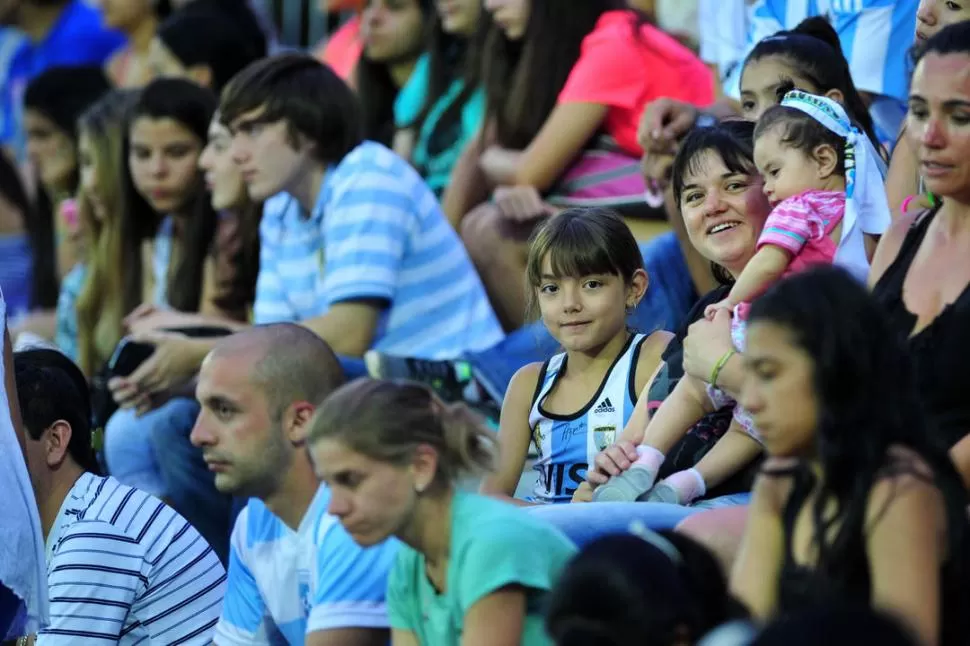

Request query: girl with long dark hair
[
  {"left": 355, "top": 0, "right": 436, "bottom": 145},
  {"left": 393, "top": 0, "right": 483, "bottom": 196},
  {"left": 102, "top": 78, "right": 248, "bottom": 496},
  {"left": 732, "top": 267, "right": 970, "bottom": 646}
]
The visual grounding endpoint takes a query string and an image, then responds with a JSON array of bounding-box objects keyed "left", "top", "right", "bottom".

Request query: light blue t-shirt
[
  {"left": 388, "top": 491, "right": 576, "bottom": 646},
  {"left": 253, "top": 141, "right": 504, "bottom": 359},
  {"left": 215, "top": 486, "right": 399, "bottom": 645},
  {"left": 393, "top": 53, "right": 485, "bottom": 196},
  {"left": 54, "top": 262, "right": 86, "bottom": 361}
]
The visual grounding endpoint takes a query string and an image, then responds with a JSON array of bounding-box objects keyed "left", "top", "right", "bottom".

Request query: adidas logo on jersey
[{"left": 594, "top": 397, "right": 615, "bottom": 414}]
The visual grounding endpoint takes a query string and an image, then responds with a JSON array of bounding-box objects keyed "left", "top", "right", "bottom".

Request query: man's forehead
[{"left": 198, "top": 352, "right": 252, "bottom": 392}]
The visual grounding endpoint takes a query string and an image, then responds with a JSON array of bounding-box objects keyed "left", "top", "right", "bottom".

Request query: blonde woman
[{"left": 60, "top": 90, "right": 147, "bottom": 376}]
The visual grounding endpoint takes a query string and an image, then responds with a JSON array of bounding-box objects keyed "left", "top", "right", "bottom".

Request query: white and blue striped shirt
[
  {"left": 722, "top": 0, "right": 918, "bottom": 103},
  {"left": 253, "top": 141, "right": 504, "bottom": 360},
  {"left": 698, "top": 0, "right": 750, "bottom": 86},
  {"left": 39, "top": 473, "right": 226, "bottom": 645},
  {"left": 215, "top": 486, "right": 399, "bottom": 645}
]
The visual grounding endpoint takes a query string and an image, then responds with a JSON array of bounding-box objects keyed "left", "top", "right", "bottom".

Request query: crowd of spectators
[{"left": 1, "top": 0, "right": 970, "bottom": 644}]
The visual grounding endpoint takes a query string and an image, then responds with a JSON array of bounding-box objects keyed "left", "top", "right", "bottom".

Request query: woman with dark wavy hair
[{"left": 732, "top": 266, "right": 970, "bottom": 646}]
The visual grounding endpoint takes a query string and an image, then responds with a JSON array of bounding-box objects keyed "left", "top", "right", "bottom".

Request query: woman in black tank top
[
  {"left": 729, "top": 268, "right": 970, "bottom": 646},
  {"left": 870, "top": 207, "right": 970, "bottom": 451},
  {"left": 867, "top": 22, "right": 970, "bottom": 482}
]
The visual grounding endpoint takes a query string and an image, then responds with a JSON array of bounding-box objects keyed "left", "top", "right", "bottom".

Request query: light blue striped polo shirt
[
  {"left": 215, "top": 486, "right": 399, "bottom": 645},
  {"left": 253, "top": 141, "right": 504, "bottom": 359},
  {"left": 724, "top": 0, "right": 918, "bottom": 103}
]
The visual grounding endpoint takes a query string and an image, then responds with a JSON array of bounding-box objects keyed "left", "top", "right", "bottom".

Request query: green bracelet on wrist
[{"left": 710, "top": 349, "right": 737, "bottom": 387}]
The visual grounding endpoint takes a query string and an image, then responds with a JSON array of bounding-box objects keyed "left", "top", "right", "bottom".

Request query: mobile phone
[
  {"left": 108, "top": 337, "right": 156, "bottom": 378},
  {"left": 162, "top": 326, "right": 232, "bottom": 338}
]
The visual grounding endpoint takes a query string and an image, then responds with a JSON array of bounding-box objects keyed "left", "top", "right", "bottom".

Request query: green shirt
[
  {"left": 393, "top": 53, "right": 485, "bottom": 196},
  {"left": 387, "top": 491, "right": 576, "bottom": 646}
]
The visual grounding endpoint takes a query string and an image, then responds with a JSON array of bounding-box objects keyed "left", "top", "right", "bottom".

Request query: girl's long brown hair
[{"left": 75, "top": 90, "right": 144, "bottom": 377}]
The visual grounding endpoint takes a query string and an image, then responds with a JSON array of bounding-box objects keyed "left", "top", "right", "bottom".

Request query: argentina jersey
[
  {"left": 724, "top": 0, "right": 918, "bottom": 104},
  {"left": 215, "top": 485, "right": 398, "bottom": 645},
  {"left": 527, "top": 334, "right": 646, "bottom": 504}
]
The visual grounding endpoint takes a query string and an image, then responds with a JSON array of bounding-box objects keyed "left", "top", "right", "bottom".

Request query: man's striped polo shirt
[{"left": 38, "top": 472, "right": 227, "bottom": 645}]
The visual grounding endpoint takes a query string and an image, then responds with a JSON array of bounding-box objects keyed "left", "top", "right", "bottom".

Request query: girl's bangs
[{"left": 539, "top": 226, "right": 620, "bottom": 282}]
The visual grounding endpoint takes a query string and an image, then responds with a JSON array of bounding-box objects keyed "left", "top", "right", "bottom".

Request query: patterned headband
[{"left": 780, "top": 89, "right": 853, "bottom": 138}]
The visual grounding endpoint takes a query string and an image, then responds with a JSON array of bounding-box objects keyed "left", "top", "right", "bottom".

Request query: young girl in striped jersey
[
  {"left": 594, "top": 90, "right": 891, "bottom": 504},
  {"left": 480, "top": 207, "right": 673, "bottom": 504}
]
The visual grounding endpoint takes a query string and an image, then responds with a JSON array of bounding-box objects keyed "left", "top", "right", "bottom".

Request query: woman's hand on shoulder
[{"left": 704, "top": 299, "right": 733, "bottom": 321}]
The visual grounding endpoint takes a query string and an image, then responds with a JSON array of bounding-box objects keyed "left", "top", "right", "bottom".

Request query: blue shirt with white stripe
[
  {"left": 215, "top": 486, "right": 399, "bottom": 645},
  {"left": 254, "top": 141, "right": 504, "bottom": 359},
  {"left": 724, "top": 0, "right": 918, "bottom": 104}
]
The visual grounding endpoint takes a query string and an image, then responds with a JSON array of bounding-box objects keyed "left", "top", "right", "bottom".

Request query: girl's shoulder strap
[{"left": 529, "top": 356, "right": 556, "bottom": 410}]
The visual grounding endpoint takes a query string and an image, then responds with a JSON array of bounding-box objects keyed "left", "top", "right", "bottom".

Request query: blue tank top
[{"left": 527, "top": 333, "right": 646, "bottom": 504}]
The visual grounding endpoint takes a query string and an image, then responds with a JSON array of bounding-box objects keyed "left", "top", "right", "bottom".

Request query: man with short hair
[
  {"left": 16, "top": 348, "right": 226, "bottom": 645},
  {"left": 190, "top": 324, "right": 397, "bottom": 646},
  {"left": 219, "top": 52, "right": 503, "bottom": 364}
]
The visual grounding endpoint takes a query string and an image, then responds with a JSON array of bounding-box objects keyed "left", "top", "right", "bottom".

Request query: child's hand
[
  {"left": 704, "top": 299, "right": 733, "bottom": 321},
  {"left": 571, "top": 482, "right": 594, "bottom": 503},
  {"left": 586, "top": 440, "right": 640, "bottom": 486},
  {"left": 493, "top": 186, "right": 553, "bottom": 222}
]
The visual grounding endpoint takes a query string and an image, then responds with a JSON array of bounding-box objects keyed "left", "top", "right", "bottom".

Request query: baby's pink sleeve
[{"left": 758, "top": 196, "right": 823, "bottom": 256}]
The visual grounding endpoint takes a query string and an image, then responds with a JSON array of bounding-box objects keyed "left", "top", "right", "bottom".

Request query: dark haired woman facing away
[{"left": 547, "top": 529, "right": 733, "bottom": 646}]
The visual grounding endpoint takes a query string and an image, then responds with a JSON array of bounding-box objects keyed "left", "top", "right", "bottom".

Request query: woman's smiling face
[{"left": 677, "top": 149, "right": 772, "bottom": 277}]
